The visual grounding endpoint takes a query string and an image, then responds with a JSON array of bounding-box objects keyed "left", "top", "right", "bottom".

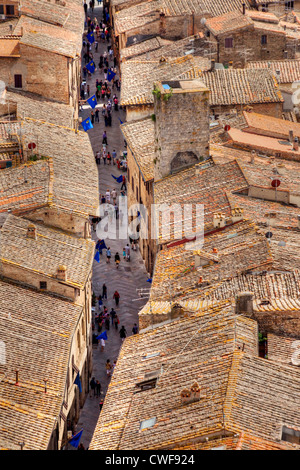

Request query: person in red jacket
[{"left": 113, "top": 290, "right": 120, "bottom": 306}]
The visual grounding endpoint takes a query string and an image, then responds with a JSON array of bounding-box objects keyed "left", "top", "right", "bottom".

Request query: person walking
[
  {"left": 112, "top": 149, "right": 117, "bottom": 165},
  {"left": 102, "top": 130, "right": 108, "bottom": 145},
  {"left": 99, "top": 398, "right": 104, "bottom": 412},
  {"left": 114, "top": 251, "right": 120, "bottom": 268},
  {"left": 111, "top": 188, "right": 117, "bottom": 204},
  {"left": 121, "top": 175, "right": 126, "bottom": 191},
  {"left": 96, "top": 380, "right": 101, "bottom": 397},
  {"left": 125, "top": 243, "right": 130, "bottom": 262},
  {"left": 106, "top": 247, "right": 111, "bottom": 263},
  {"left": 114, "top": 314, "right": 119, "bottom": 330},
  {"left": 95, "top": 107, "right": 100, "bottom": 122},
  {"left": 132, "top": 323, "right": 139, "bottom": 335},
  {"left": 113, "top": 290, "right": 120, "bottom": 306},
  {"left": 110, "top": 307, "right": 116, "bottom": 326},
  {"left": 119, "top": 325, "right": 127, "bottom": 342},
  {"left": 102, "top": 283, "right": 107, "bottom": 299},
  {"left": 105, "top": 359, "right": 112, "bottom": 377},
  {"left": 114, "top": 203, "right": 118, "bottom": 219},
  {"left": 89, "top": 376, "right": 96, "bottom": 397},
  {"left": 96, "top": 150, "right": 101, "bottom": 164}
]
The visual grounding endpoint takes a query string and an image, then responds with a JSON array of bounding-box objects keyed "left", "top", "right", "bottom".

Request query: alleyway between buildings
[{"left": 73, "top": 3, "right": 149, "bottom": 449}]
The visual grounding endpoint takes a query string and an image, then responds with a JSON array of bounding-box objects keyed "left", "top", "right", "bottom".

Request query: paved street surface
[{"left": 73, "top": 4, "right": 148, "bottom": 449}]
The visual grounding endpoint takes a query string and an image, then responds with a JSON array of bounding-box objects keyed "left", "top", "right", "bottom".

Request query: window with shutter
[{"left": 225, "top": 38, "right": 233, "bottom": 49}]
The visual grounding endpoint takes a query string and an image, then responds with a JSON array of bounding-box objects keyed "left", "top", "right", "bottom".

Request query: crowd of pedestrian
[{"left": 82, "top": 0, "right": 141, "bottom": 432}]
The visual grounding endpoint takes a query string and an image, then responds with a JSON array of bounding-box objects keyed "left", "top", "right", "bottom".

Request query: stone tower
[{"left": 153, "top": 78, "right": 210, "bottom": 181}]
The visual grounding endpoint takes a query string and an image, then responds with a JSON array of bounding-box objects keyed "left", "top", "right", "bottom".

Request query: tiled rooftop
[
  {"left": 18, "top": 0, "right": 85, "bottom": 34},
  {"left": 120, "top": 55, "right": 210, "bottom": 106},
  {"left": 14, "top": 14, "right": 82, "bottom": 54},
  {"left": 242, "top": 110, "right": 300, "bottom": 140},
  {"left": 153, "top": 159, "right": 248, "bottom": 244},
  {"left": 0, "top": 214, "right": 95, "bottom": 289},
  {"left": 150, "top": 219, "right": 273, "bottom": 301},
  {"left": 0, "top": 278, "right": 83, "bottom": 450},
  {"left": 20, "top": 119, "right": 99, "bottom": 217},
  {"left": 19, "top": 30, "right": 78, "bottom": 58},
  {"left": 200, "top": 68, "right": 283, "bottom": 106},
  {"left": 205, "top": 10, "right": 253, "bottom": 36},
  {"left": 0, "top": 160, "right": 51, "bottom": 215},
  {"left": 246, "top": 60, "right": 300, "bottom": 84},
  {"left": 89, "top": 303, "right": 300, "bottom": 450},
  {"left": 227, "top": 191, "right": 300, "bottom": 230},
  {"left": 163, "top": 0, "right": 252, "bottom": 17},
  {"left": 120, "top": 117, "right": 155, "bottom": 181},
  {"left": 120, "top": 37, "right": 170, "bottom": 60},
  {"left": 89, "top": 301, "right": 260, "bottom": 450},
  {"left": 227, "top": 127, "right": 300, "bottom": 160},
  {"left": 3, "top": 88, "right": 75, "bottom": 128}
]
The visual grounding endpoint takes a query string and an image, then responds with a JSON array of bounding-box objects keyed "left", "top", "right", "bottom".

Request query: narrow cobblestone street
[{"left": 74, "top": 4, "right": 148, "bottom": 449}]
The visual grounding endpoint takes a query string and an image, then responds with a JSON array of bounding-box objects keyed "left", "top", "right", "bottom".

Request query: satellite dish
[
  {"left": 265, "top": 231, "right": 273, "bottom": 239},
  {"left": 224, "top": 124, "right": 231, "bottom": 131},
  {"left": 200, "top": 18, "right": 207, "bottom": 25},
  {"left": 28, "top": 142, "right": 36, "bottom": 150},
  {"left": 271, "top": 179, "right": 281, "bottom": 188},
  {"left": 278, "top": 241, "right": 286, "bottom": 247}
]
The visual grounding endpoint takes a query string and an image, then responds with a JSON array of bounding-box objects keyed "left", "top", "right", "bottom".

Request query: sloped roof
[
  {"left": 120, "top": 55, "right": 210, "bottom": 106},
  {"left": 200, "top": 68, "right": 283, "bottom": 106},
  {"left": 89, "top": 303, "right": 300, "bottom": 450},
  {"left": 153, "top": 159, "right": 248, "bottom": 244},
  {"left": 20, "top": 31, "right": 78, "bottom": 58},
  {"left": 205, "top": 10, "right": 253, "bottom": 36},
  {"left": 246, "top": 60, "right": 300, "bottom": 84},
  {"left": 20, "top": 118, "right": 99, "bottom": 217},
  {"left": 3, "top": 88, "right": 75, "bottom": 128},
  {"left": 120, "top": 117, "right": 155, "bottom": 182},
  {"left": 89, "top": 301, "right": 259, "bottom": 450},
  {"left": 0, "top": 279, "right": 83, "bottom": 450},
  {"left": 0, "top": 160, "right": 51, "bottom": 215},
  {"left": 0, "top": 215, "right": 95, "bottom": 289}
]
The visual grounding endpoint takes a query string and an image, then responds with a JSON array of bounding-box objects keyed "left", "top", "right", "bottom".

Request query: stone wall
[
  {"left": 212, "top": 101, "right": 283, "bottom": 119},
  {"left": 127, "top": 147, "right": 156, "bottom": 274},
  {"left": 216, "top": 27, "right": 295, "bottom": 68},
  {"left": 153, "top": 80, "right": 210, "bottom": 181}
]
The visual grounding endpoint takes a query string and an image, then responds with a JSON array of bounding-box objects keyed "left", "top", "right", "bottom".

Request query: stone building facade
[{"left": 153, "top": 79, "right": 210, "bottom": 180}]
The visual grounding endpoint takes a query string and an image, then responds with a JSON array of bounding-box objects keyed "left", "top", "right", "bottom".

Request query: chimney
[
  {"left": 250, "top": 149, "right": 256, "bottom": 163},
  {"left": 231, "top": 207, "right": 243, "bottom": 223},
  {"left": 181, "top": 383, "right": 201, "bottom": 405},
  {"left": 298, "top": 215, "right": 300, "bottom": 230},
  {"left": 229, "top": 61, "right": 233, "bottom": 69},
  {"left": 293, "top": 137, "right": 299, "bottom": 151},
  {"left": 15, "top": 370, "right": 19, "bottom": 385},
  {"left": 57, "top": 265, "right": 67, "bottom": 281},
  {"left": 211, "top": 59, "right": 215, "bottom": 71},
  {"left": 180, "top": 388, "right": 192, "bottom": 405},
  {"left": 242, "top": 3, "right": 246, "bottom": 15},
  {"left": 26, "top": 223, "right": 37, "bottom": 240},
  {"left": 190, "top": 382, "right": 201, "bottom": 401},
  {"left": 289, "top": 130, "right": 294, "bottom": 143},
  {"left": 170, "top": 303, "right": 184, "bottom": 320},
  {"left": 235, "top": 292, "right": 254, "bottom": 315},
  {"left": 213, "top": 213, "right": 226, "bottom": 228}
]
